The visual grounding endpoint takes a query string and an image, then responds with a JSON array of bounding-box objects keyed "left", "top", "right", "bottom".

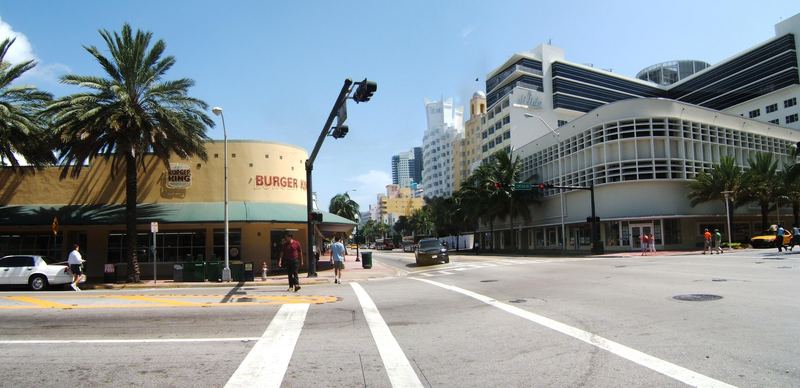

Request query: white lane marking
[
  {"left": 351, "top": 282, "right": 424, "bottom": 388},
  {"left": 225, "top": 303, "right": 309, "bottom": 388},
  {"left": 411, "top": 278, "right": 735, "bottom": 388},
  {"left": 0, "top": 337, "right": 260, "bottom": 344}
]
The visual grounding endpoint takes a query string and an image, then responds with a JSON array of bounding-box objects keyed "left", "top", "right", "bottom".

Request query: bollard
[{"left": 261, "top": 261, "right": 268, "bottom": 281}]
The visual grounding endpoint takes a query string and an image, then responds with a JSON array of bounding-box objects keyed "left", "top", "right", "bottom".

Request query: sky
[{"left": 1, "top": 0, "right": 799, "bottom": 213}]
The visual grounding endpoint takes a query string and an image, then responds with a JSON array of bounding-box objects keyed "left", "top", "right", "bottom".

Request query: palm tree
[
  {"left": 328, "top": 192, "right": 359, "bottom": 221},
  {"left": 45, "top": 25, "right": 213, "bottom": 282},
  {"left": 409, "top": 207, "right": 433, "bottom": 237},
  {"left": 489, "top": 149, "right": 530, "bottom": 250},
  {"left": 687, "top": 155, "right": 742, "bottom": 238},
  {"left": 0, "top": 38, "right": 54, "bottom": 169},
  {"left": 742, "top": 152, "right": 779, "bottom": 229}
]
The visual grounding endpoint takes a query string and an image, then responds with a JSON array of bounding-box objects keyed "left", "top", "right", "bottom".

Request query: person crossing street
[
  {"left": 330, "top": 235, "right": 346, "bottom": 284},
  {"left": 278, "top": 233, "right": 304, "bottom": 292}
]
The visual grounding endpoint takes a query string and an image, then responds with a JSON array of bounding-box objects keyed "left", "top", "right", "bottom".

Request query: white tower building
[{"left": 422, "top": 97, "right": 464, "bottom": 198}]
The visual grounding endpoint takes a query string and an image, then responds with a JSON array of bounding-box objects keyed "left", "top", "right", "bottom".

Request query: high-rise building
[
  {"left": 472, "top": 12, "right": 800, "bottom": 252},
  {"left": 391, "top": 147, "right": 422, "bottom": 189},
  {"left": 454, "top": 91, "right": 487, "bottom": 191},
  {"left": 422, "top": 97, "right": 464, "bottom": 198}
]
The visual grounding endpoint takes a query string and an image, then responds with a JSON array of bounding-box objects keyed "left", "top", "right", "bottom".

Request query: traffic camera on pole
[
  {"left": 331, "top": 125, "right": 349, "bottom": 139},
  {"left": 353, "top": 78, "right": 377, "bottom": 103}
]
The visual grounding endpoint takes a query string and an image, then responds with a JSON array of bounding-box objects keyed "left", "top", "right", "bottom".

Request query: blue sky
[{"left": 1, "top": 1, "right": 799, "bottom": 212}]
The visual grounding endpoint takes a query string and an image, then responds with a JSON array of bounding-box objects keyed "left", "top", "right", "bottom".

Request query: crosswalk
[{"left": 411, "top": 256, "right": 624, "bottom": 278}]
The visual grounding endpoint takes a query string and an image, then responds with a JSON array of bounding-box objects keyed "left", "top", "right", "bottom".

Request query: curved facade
[
  {"left": 0, "top": 140, "right": 355, "bottom": 279},
  {"left": 486, "top": 98, "right": 800, "bottom": 252},
  {"left": 636, "top": 60, "right": 711, "bottom": 86}
]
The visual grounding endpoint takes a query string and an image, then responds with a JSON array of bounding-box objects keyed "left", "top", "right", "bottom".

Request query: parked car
[
  {"left": 0, "top": 255, "right": 76, "bottom": 291},
  {"left": 402, "top": 242, "right": 416, "bottom": 252},
  {"left": 750, "top": 229, "right": 792, "bottom": 248},
  {"left": 415, "top": 238, "right": 449, "bottom": 265}
]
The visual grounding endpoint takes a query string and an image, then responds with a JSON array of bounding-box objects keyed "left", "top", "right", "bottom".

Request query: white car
[{"left": 0, "top": 255, "right": 76, "bottom": 291}]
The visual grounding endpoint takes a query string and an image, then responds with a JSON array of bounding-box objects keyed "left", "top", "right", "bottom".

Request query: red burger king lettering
[{"left": 255, "top": 175, "right": 306, "bottom": 190}]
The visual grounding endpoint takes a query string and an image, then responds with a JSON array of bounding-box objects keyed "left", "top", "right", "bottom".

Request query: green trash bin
[
  {"left": 184, "top": 262, "right": 205, "bottom": 282},
  {"left": 230, "top": 262, "right": 245, "bottom": 281},
  {"left": 361, "top": 252, "right": 372, "bottom": 269},
  {"left": 205, "top": 261, "right": 222, "bottom": 282}
]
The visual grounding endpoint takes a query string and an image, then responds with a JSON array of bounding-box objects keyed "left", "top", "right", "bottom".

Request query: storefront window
[
  {"left": 664, "top": 219, "right": 681, "bottom": 244},
  {"left": 108, "top": 232, "right": 151, "bottom": 264},
  {"left": 213, "top": 229, "right": 242, "bottom": 260},
  {"left": 108, "top": 231, "right": 206, "bottom": 263},
  {"left": 0, "top": 233, "right": 63, "bottom": 258},
  {"left": 604, "top": 221, "right": 620, "bottom": 247}
]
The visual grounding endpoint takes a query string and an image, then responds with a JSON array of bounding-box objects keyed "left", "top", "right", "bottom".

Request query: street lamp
[
  {"left": 721, "top": 190, "right": 733, "bottom": 247},
  {"left": 212, "top": 106, "right": 231, "bottom": 282},
  {"left": 344, "top": 189, "right": 360, "bottom": 261},
  {"left": 524, "top": 113, "right": 566, "bottom": 251}
]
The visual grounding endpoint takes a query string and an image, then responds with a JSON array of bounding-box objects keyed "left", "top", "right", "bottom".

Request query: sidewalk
[{"left": 83, "top": 253, "right": 399, "bottom": 290}]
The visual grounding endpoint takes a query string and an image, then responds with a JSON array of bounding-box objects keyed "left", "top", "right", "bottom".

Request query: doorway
[{"left": 629, "top": 223, "right": 652, "bottom": 251}]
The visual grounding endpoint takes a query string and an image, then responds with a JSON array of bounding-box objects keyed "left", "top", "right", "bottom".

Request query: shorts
[
  {"left": 69, "top": 264, "right": 83, "bottom": 275},
  {"left": 334, "top": 261, "right": 345, "bottom": 270}
]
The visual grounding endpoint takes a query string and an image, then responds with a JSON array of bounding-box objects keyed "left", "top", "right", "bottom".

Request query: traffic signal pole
[
  {"left": 531, "top": 182, "right": 603, "bottom": 255},
  {"left": 305, "top": 79, "right": 353, "bottom": 277}
]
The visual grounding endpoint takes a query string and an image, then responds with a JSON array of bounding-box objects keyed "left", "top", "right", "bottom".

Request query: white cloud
[
  {"left": 461, "top": 26, "right": 475, "bottom": 38},
  {"left": 0, "top": 17, "right": 70, "bottom": 84},
  {"left": 348, "top": 169, "right": 392, "bottom": 209}
]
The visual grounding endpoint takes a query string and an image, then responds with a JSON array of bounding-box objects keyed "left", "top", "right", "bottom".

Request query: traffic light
[
  {"left": 309, "top": 212, "right": 323, "bottom": 222},
  {"left": 353, "top": 79, "right": 377, "bottom": 103},
  {"left": 538, "top": 183, "right": 554, "bottom": 190},
  {"left": 331, "top": 125, "right": 349, "bottom": 139}
]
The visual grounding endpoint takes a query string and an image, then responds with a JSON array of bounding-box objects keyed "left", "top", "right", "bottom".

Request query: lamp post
[
  {"left": 524, "top": 113, "right": 566, "bottom": 251},
  {"left": 721, "top": 190, "right": 733, "bottom": 247},
  {"left": 344, "top": 189, "right": 360, "bottom": 261},
  {"left": 212, "top": 107, "right": 231, "bottom": 282}
]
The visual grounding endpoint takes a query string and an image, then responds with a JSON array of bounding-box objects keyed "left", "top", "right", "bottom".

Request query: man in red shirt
[{"left": 278, "top": 233, "right": 304, "bottom": 292}]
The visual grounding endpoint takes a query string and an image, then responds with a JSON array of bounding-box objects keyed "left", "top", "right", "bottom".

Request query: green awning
[{"left": 0, "top": 202, "right": 356, "bottom": 226}]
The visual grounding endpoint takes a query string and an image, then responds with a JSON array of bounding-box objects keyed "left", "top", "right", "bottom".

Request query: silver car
[{"left": 0, "top": 255, "right": 75, "bottom": 291}]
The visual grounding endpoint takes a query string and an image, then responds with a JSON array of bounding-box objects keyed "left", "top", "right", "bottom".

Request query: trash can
[
  {"left": 173, "top": 264, "right": 184, "bottom": 282},
  {"left": 243, "top": 262, "right": 255, "bottom": 281},
  {"left": 184, "top": 262, "right": 205, "bottom": 282},
  {"left": 205, "top": 261, "right": 222, "bottom": 282},
  {"left": 361, "top": 252, "right": 372, "bottom": 269},
  {"left": 230, "top": 262, "right": 244, "bottom": 281},
  {"left": 104, "top": 264, "right": 115, "bottom": 283}
]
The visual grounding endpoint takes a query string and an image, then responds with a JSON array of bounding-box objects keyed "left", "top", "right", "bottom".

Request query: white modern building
[
  {"left": 422, "top": 97, "right": 464, "bottom": 198},
  {"left": 391, "top": 147, "right": 422, "bottom": 189},
  {"left": 476, "top": 12, "right": 800, "bottom": 252}
]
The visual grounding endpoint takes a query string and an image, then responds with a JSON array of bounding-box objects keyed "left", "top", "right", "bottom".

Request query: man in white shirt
[
  {"left": 330, "top": 236, "right": 346, "bottom": 284},
  {"left": 67, "top": 243, "right": 85, "bottom": 291}
]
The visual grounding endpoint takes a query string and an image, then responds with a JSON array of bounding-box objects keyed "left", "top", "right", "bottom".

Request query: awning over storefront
[{"left": 0, "top": 202, "right": 356, "bottom": 232}]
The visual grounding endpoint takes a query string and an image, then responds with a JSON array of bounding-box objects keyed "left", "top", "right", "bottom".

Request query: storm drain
[
  {"left": 673, "top": 294, "right": 722, "bottom": 302},
  {"left": 480, "top": 280, "right": 498, "bottom": 283},
  {"left": 711, "top": 278, "right": 727, "bottom": 282},
  {"left": 509, "top": 299, "right": 526, "bottom": 304}
]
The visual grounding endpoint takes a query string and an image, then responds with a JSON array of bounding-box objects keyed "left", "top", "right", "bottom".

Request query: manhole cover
[
  {"left": 673, "top": 294, "right": 722, "bottom": 302},
  {"left": 509, "top": 299, "right": 526, "bottom": 304},
  {"left": 236, "top": 297, "right": 254, "bottom": 303},
  {"left": 480, "top": 280, "right": 498, "bottom": 283},
  {"left": 614, "top": 265, "right": 627, "bottom": 268},
  {"left": 711, "top": 278, "right": 727, "bottom": 282},
  {"left": 777, "top": 266, "right": 792, "bottom": 269}
]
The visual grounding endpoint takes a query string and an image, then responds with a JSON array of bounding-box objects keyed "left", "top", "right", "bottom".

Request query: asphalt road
[{"left": 0, "top": 249, "right": 798, "bottom": 387}]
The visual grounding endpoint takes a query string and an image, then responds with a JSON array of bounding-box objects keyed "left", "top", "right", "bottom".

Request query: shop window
[
  {"left": 0, "top": 233, "right": 63, "bottom": 258},
  {"left": 213, "top": 229, "right": 242, "bottom": 260},
  {"left": 604, "top": 221, "right": 620, "bottom": 247}
]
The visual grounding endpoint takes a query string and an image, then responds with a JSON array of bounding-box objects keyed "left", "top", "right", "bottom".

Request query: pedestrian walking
[
  {"left": 776, "top": 224, "right": 786, "bottom": 253},
  {"left": 640, "top": 233, "right": 649, "bottom": 256},
  {"left": 702, "top": 228, "right": 712, "bottom": 254},
  {"left": 330, "top": 235, "right": 346, "bottom": 284},
  {"left": 713, "top": 229, "right": 724, "bottom": 254},
  {"left": 648, "top": 233, "right": 657, "bottom": 254},
  {"left": 790, "top": 224, "right": 800, "bottom": 251},
  {"left": 67, "top": 243, "right": 85, "bottom": 291},
  {"left": 278, "top": 233, "right": 304, "bottom": 292}
]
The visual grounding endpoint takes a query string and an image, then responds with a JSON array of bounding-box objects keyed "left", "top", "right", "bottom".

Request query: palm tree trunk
[
  {"left": 126, "top": 152, "right": 141, "bottom": 283},
  {"left": 793, "top": 200, "right": 799, "bottom": 227},
  {"left": 761, "top": 203, "right": 770, "bottom": 229}
]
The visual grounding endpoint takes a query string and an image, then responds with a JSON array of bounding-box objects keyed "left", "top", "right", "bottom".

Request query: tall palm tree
[
  {"left": 742, "top": 152, "right": 779, "bottom": 229},
  {"left": 0, "top": 38, "right": 54, "bottom": 169},
  {"left": 45, "top": 25, "right": 213, "bottom": 282},
  {"left": 687, "top": 155, "right": 742, "bottom": 238},
  {"left": 328, "top": 192, "right": 359, "bottom": 221},
  {"left": 489, "top": 149, "right": 530, "bottom": 250}
]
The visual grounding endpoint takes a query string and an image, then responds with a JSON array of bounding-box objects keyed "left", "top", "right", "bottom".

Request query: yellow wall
[{"left": 0, "top": 140, "right": 309, "bottom": 206}]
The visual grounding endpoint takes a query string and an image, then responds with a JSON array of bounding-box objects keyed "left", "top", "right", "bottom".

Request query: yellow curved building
[{"left": 0, "top": 140, "right": 355, "bottom": 280}]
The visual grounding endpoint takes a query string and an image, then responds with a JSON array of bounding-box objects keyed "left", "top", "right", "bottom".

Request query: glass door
[{"left": 630, "top": 223, "right": 653, "bottom": 251}]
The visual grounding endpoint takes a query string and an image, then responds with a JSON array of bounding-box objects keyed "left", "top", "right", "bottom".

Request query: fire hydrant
[{"left": 261, "top": 261, "right": 268, "bottom": 281}]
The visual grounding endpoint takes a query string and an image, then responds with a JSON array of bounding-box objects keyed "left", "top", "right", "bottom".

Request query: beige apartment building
[{"left": 453, "top": 92, "right": 487, "bottom": 191}]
